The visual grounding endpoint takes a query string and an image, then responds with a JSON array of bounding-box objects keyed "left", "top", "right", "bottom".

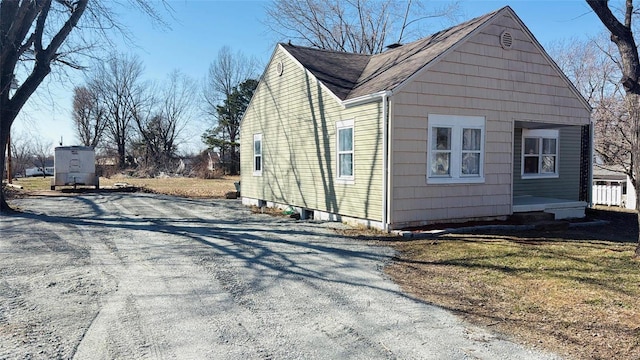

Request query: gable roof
[
  {"left": 279, "top": 6, "right": 591, "bottom": 111},
  {"left": 280, "top": 7, "right": 502, "bottom": 101},
  {"left": 283, "top": 45, "right": 370, "bottom": 100}
]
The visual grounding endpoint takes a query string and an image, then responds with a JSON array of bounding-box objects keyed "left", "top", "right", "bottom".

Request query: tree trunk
[
  {"left": 1, "top": 122, "right": 12, "bottom": 213},
  {"left": 118, "top": 142, "right": 126, "bottom": 169},
  {"left": 587, "top": 0, "right": 640, "bottom": 257}
]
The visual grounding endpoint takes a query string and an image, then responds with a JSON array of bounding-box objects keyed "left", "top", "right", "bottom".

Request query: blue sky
[{"left": 15, "top": 0, "right": 604, "bottom": 154}]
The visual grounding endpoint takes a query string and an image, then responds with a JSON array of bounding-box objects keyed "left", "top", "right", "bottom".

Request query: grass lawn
[{"left": 384, "top": 218, "right": 640, "bottom": 360}]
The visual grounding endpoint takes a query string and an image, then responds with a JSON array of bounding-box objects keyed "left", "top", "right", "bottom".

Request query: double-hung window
[
  {"left": 522, "top": 129, "right": 558, "bottom": 178},
  {"left": 427, "top": 115, "right": 485, "bottom": 184},
  {"left": 336, "top": 119, "right": 354, "bottom": 183},
  {"left": 253, "top": 134, "right": 262, "bottom": 176}
]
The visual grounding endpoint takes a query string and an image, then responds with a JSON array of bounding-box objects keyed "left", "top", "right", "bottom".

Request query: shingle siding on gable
[
  {"left": 240, "top": 47, "right": 384, "bottom": 221},
  {"left": 389, "top": 13, "right": 589, "bottom": 227}
]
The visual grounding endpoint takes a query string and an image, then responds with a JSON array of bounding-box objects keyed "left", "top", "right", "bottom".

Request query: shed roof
[
  {"left": 593, "top": 165, "right": 629, "bottom": 180},
  {"left": 280, "top": 7, "right": 502, "bottom": 101}
]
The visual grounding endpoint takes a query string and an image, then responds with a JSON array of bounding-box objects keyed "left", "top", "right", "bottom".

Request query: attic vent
[
  {"left": 500, "top": 31, "right": 513, "bottom": 50},
  {"left": 276, "top": 61, "right": 284, "bottom": 76}
]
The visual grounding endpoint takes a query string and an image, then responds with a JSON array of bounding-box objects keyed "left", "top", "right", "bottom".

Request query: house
[
  {"left": 592, "top": 165, "right": 636, "bottom": 209},
  {"left": 239, "top": 6, "right": 592, "bottom": 230}
]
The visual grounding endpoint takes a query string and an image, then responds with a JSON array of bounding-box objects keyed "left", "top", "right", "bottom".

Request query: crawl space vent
[{"left": 500, "top": 31, "right": 513, "bottom": 50}]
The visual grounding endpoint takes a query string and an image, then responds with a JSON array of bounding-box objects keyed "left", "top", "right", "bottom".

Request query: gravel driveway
[{"left": 0, "top": 193, "right": 558, "bottom": 359}]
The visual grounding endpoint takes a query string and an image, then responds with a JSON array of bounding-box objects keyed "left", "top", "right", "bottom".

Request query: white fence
[{"left": 592, "top": 184, "right": 623, "bottom": 206}]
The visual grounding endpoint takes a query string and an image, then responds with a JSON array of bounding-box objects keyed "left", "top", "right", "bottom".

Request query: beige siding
[
  {"left": 390, "top": 13, "right": 590, "bottom": 227},
  {"left": 240, "top": 47, "right": 384, "bottom": 221}
]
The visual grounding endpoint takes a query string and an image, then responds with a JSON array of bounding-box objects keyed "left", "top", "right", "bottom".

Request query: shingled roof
[{"left": 280, "top": 7, "right": 504, "bottom": 101}]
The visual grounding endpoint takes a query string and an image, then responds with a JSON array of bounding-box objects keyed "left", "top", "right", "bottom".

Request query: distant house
[
  {"left": 25, "top": 158, "right": 54, "bottom": 177},
  {"left": 592, "top": 165, "right": 636, "bottom": 210},
  {"left": 239, "top": 6, "right": 591, "bottom": 230},
  {"left": 25, "top": 166, "right": 54, "bottom": 177}
]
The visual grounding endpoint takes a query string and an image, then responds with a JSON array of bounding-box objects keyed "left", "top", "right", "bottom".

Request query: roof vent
[
  {"left": 386, "top": 43, "right": 402, "bottom": 50},
  {"left": 500, "top": 31, "right": 513, "bottom": 50},
  {"left": 276, "top": 61, "right": 284, "bottom": 76}
]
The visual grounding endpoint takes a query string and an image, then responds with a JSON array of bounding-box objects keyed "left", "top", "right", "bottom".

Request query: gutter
[{"left": 342, "top": 91, "right": 390, "bottom": 108}]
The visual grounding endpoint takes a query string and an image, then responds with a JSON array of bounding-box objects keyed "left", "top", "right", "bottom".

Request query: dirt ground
[{"left": 0, "top": 192, "right": 559, "bottom": 359}]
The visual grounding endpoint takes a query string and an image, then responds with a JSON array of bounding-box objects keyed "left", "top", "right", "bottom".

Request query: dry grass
[
  {"left": 6, "top": 177, "right": 51, "bottom": 190},
  {"left": 7, "top": 175, "right": 239, "bottom": 199},
  {"left": 100, "top": 175, "right": 239, "bottom": 198},
  {"left": 385, "top": 231, "right": 640, "bottom": 360}
]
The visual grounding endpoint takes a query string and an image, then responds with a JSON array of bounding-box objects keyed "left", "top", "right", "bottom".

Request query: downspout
[{"left": 381, "top": 91, "right": 392, "bottom": 231}]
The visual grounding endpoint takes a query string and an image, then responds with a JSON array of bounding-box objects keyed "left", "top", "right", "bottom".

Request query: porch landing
[{"left": 513, "top": 196, "right": 587, "bottom": 220}]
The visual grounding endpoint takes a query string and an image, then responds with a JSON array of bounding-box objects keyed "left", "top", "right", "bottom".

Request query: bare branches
[
  {"left": 203, "top": 46, "right": 259, "bottom": 117},
  {"left": 587, "top": 0, "right": 640, "bottom": 93},
  {"left": 265, "top": 0, "right": 459, "bottom": 54},
  {"left": 587, "top": 0, "right": 640, "bottom": 254},
  {"left": 133, "top": 70, "right": 196, "bottom": 171},
  {"left": 72, "top": 84, "right": 106, "bottom": 148}
]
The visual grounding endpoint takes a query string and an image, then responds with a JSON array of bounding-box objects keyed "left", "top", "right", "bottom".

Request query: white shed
[
  {"left": 592, "top": 166, "right": 635, "bottom": 210},
  {"left": 51, "top": 146, "right": 99, "bottom": 190}
]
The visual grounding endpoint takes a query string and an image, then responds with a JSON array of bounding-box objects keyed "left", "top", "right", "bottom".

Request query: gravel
[{"left": 0, "top": 193, "right": 560, "bottom": 359}]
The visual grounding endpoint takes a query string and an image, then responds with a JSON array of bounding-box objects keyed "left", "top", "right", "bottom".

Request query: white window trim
[
  {"left": 427, "top": 114, "right": 485, "bottom": 184},
  {"left": 521, "top": 129, "right": 559, "bottom": 179},
  {"left": 336, "top": 119, "right": 355, "bottom": 184},
  {"left": 253, "top": 133, "right": 263, "bottom": 176}
]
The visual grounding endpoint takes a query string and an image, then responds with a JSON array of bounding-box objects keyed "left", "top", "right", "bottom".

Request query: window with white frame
[
  {"left": 427, "top": 115, "right": 485, "bottom": 183},
  {"left": 521, "top": 129, "right": 558, "bottom": 178},
  {"left": 336, "top": 119, "right": 354, "bottom": 182},
  {"left": 253, "top": 134, "right": 262, "bottom": 176}
]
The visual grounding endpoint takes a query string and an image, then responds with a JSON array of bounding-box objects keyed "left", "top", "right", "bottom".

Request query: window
[
  {"left": 253, "top": 134, "right": 262, "bottom": 176},
  {"left": 427, "top": 115, "right": 485, "bottom": 183},
  {"left": 336, "top": 119, "right": 354, "bottom": 182},
  {"left": 521, "top": 129, "right": 558, "bottom": 178}
]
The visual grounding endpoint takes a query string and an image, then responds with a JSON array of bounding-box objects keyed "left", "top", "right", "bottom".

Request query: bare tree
[
  {"left": 92, "top": 54, "right": 147, "bottom": 169},
  {"left": 72, "top": 84, "right": 106, "bottom": 148},
  {"left": 549, "top": 37, "right": 632, "bottom": 171},
  {"left": 0, "top": 0, "right": 169, "bottom": 212},
  {"left": 0, "top": 0, "right": 87, "bottom": 211},
  {"left": 264, "top": 0, "right": 460, "bottom": 54},
  {"left": 30, "top": 136, "right": 52, "bottom": 178},
  {"left": 203, "top": 46, "right": 259, "bottom": 107},
  {"left": 587, "top": 0, "right": 640, "bottom": 256},
  {"left": 550, "top": 37, "right": 620, "bottom": 104},
  {"left": 8, "top": 130, "right": 34, "bottom": 178},
  {"left": 202, "top": 47, "right": 259, "bottom": 175},
  {"left": 131, "top": 70, "right": 195, "bottom": 173}
]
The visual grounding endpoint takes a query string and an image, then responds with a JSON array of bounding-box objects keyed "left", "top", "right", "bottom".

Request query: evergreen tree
[{"left": 203, "top": 79, "right": 258, "bottom": 174}]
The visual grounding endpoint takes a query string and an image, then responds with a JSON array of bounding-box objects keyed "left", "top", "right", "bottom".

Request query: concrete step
[{"left": 510, "top": 211, "right": 555, "bottom": 224}]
